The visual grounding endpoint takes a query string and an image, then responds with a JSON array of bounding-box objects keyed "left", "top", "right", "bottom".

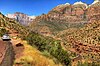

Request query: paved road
[{"left": 0, "top": 41, "right": 15, "bottom": 66}]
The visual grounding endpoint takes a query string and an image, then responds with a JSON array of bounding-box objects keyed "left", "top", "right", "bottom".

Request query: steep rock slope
[
  {"left": 87, "top": 1, "right": 100, "bottom": 22},
  {"left": 6, "top": 12, "right": 35, "bottom": 26},
  {"left": 57, "top": 4, "right": 100, "bottom": 65},
  {"left": 29, "top": 1, "right": 100, "bottom": 36},
  {"left": 0, "top": 12, "right": 29, "bottom": 36},
  {"left": 0, "top": 12, "right": 69, "bottom": 66}
]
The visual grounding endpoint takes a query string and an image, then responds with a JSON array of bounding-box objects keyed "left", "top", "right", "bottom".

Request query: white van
[{"left": 2, "top": 34, "right": 11, "bottom": 41}]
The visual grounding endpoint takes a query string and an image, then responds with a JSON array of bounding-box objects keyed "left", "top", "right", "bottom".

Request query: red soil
[{"left": 0, "top": 41, "right": 7, "bottom": 63}]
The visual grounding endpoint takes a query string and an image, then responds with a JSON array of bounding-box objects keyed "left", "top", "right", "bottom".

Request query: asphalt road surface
[{"left": 0, "top": 41, "right": 14, "bottom": 66}]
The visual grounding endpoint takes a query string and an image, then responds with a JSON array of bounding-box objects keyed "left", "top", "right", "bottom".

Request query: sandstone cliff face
[
  {"left": 33, "top": 1, "right": 99, "bottom": 23},
  {"left": 87, "top": 2, "right": 100, "bottom": 22},
  {"left": 49, "top": 3, "right": 87, "bottom": 22},
  {"left": 6, "top": 12, "right": 35, "bottom": 26},
  {"left": 35, "top": 2, "right": 88, "bottom": 23},
  {"left": 29, "top": 1, "right": 100, "bottom": 35}
]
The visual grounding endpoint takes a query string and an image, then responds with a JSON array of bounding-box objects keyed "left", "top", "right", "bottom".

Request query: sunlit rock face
[
  {"left": 29, "top": 1, "right": 100, "bottom": 35},
  {"left": 6, "top": 12, "right": 36, "bottom": 26},
  {"left": 34, "top": 1, "right": 100, "bottom": 23},
  {"left": 33, "top": 1, "right": 87, "bottom": 23},
  {"left": 87, "top": 1, "right": 100, "bottom": 22}
]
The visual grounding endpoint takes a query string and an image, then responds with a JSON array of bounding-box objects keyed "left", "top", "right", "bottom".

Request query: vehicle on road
[{"left": 2, "top": 34, "right": 11, "bottom": 41}]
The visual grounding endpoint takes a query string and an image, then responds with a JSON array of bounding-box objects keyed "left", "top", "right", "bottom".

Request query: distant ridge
[
  {"left": 6, "top": 12, "right": 36, "bottom": 26},
  {"left": 29, "top": 0, "right": 100, "bottom": 35}
]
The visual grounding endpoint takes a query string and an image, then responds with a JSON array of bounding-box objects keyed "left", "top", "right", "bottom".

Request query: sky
[{"left": 0, "top": 0, "right": 94, "bottom": 16}]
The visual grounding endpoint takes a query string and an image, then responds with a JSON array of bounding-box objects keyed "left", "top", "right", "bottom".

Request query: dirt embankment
[{"left": 0, "top": 41, "right": 15, "bottom": 66}]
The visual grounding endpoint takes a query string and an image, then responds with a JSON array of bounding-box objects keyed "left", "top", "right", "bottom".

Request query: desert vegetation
[
  {"left": 23, "top": 32, "right": 71, "bottom": 66},
  {"left": 0, "top": 12, "right": 71, "bottom": 66}
]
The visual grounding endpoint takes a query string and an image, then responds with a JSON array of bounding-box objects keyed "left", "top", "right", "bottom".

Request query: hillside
[
  {"left": 12, "top": 38, "right": 62, "bottom": 66},
  {"left": 0, "top": 1, "right": 100, "bottom": 66},
  {"left": 0, "top": 12, "right": 63, "bottom": 66},
  {"left": 28, "top": 1, "right": 100, "bottom": 66},
  {"left": 0, "top": 12, "right": 29, "bottom": 36},
  {"left": 29, "top": 1, "right": 100, "bottom": 36},
  {"left": 0, "top": 12, "right": 71, "bottom": 66},
  {"left": 56, "top": 18, "right": 100, "bottom": 66}
]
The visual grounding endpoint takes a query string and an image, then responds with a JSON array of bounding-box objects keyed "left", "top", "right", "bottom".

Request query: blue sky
[{"left": 0, "top": 0, "right": 94, "bottom": 16}]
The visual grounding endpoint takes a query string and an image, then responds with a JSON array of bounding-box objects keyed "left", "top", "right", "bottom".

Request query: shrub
[
  {"left": 0, "top": 28, "right": 9, "bottom": 36},
  {"left": 23, "top": 32, "right": 71, "bottom": 66}
]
